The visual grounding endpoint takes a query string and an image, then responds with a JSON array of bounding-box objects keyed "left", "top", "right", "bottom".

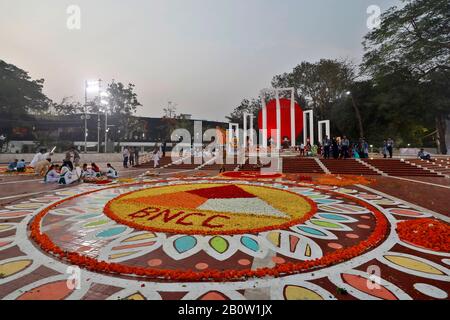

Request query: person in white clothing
[
  {"left": 106, "top": 163, "right": 119, "bottom": 178},
  {"left": 30, "top": 149, "right": 54, "bottom": 168},
  {"left": 153, "top": 150, "right": 161, "bottom": 168},
  {"left": 58, "top": 161, "right": 76, "bottom": 185},
  {"left": 44, "top": 165, "right": 60, "bottom": 183},
  {"left": 123, "top": 147, "right": 130, "bottom": 168}
]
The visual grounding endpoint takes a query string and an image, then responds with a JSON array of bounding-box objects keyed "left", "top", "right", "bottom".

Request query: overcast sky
[{"left": 0, "top": 0, "right": 399, "bottom": 122}]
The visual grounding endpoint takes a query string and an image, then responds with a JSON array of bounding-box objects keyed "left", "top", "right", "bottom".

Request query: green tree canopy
[
  {"left": 362, "top": 0, "right": 450, "bottom": 153},
  {"left": 0, "top": 59, "right": 52, "bottom": 117}
]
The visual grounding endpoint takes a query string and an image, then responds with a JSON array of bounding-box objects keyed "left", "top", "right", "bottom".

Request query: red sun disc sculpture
[{"left": 257, "top": 98, "right": 304, "bottom": 141}]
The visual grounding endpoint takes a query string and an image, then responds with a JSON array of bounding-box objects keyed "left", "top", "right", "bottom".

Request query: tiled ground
[{"left": 0, "top": 166, "right": 449, "bottom": 300}]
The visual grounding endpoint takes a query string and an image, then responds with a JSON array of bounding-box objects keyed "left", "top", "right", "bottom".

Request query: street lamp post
[
  {"left": 100, "top": 91, "right": 110, "bottom": 153},
  {"left": 84, "top": 81, "right": 88, "bottom": 153},
  {"left": 97, "top": 79, "right": 102, "bottom": 153},
  {"left": 85, "top": 79, "right": 102, "bottom": 153}
]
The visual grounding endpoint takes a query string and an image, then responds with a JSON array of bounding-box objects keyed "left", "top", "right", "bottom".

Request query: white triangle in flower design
[{"left": 197, "top": 198, "right": 289, "bottom": 218}]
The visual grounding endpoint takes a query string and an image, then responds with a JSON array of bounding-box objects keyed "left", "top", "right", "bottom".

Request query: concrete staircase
[
  {"left": 362, "top": 159, "right": 444, "bottom": 177},
  {"left": 321, "top": 159, "right": 380, "bottom": 176},
  {"left": 200, "top": 157, "right": 239, "bottom": 171},
  {"left": 406, "top": 159, "right": 450, "bottom": 178},
  {"left": 282, "top": 158, "right": 325, "bottom": 174}
]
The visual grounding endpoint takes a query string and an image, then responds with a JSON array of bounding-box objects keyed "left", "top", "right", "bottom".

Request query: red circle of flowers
[
  {"left": 397, "top": 218, "right": 450, "bottom": 253},
  {"left": 29, "top": 179, "right": 389, "bottom": 282}
]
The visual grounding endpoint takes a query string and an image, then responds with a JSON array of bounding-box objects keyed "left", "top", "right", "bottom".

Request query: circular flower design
[
  {"left": 103, "top": 183, "right": 316, "bottom": 235},
  {"left": 29, "top": 178, "right": 388, "bottom": 282}
]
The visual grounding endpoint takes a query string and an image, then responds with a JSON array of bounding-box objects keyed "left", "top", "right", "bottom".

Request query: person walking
[
  {"left": 323, "top": 135, "right": 331, "bottom": 159},
  {"left": 386, "top": 138, "right": 394, "bottom": 158},
  {"left": 122, "top": 147, "right": 130, "bottom": 168}
]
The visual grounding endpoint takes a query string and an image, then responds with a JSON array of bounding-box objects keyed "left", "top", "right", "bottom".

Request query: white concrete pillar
[
  {"left": 261, "top": 93, "right": 268, "bottom": 148},
  {"left": 275, "top": 90, "right": 281, "bottom": 150},
  {"left": 318, "top": 120, "right": 330, "bottom": 144},
  {"left": 290, "top": 89, "right": 296, "bottom": 147},
  {"left": 303, "top": 110, "right": 314, "bottom": 145}
]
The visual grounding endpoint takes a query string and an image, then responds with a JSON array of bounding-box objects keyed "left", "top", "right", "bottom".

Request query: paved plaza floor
[{"left": 0, "top": 164, "right": 449, "bottom": 300}]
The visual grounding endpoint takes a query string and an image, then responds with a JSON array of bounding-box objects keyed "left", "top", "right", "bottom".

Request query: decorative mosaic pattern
[{"left": 0, "top": 177, "right": 449, "bottom": 300}]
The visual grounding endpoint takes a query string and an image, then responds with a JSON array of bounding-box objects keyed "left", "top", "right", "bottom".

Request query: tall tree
[
  {"left": 272, "top": 59, "right": 359, "bottom": 135},
  {"left": 52, "top": 97, "right": 84, "bottom": 115},
  {"left": 226, "top": 98, "right": 261, "bottom": 128},
  {"left": 362, "top": 0, "right": 450, "bottom": 153},
  {"left": 105, "top": 81, "right": 142, "bottom": 142},
  {"left": 0, "top": 60, "right": 52, "bottom": 117}
]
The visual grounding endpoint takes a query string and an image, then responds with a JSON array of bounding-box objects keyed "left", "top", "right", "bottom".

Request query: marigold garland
[
  {"left": 315, "top": 174, "right": 375, "bottom": 186},
  {"left": 29, "top": 179, "right": 389, "bottom": 282},
  {"left": 219, "top": 171, "right": 284, "bottom": 180},
  {"left": 0, "top": 166, "right": 35, "bottom": 176},
  {"left": 396, "top": 218, "right": 450, "bottom": 253}
]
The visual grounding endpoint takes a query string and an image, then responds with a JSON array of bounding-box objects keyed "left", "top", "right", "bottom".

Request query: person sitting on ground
[
  {"left": 91, "top": 163, "right": 102, "bottom": 177},
  {"left": 34, "top": 158, "right": 52, "bottom": 176},
  {"left": 44, "top": 164, "right": 60, "bottom": 183},
  {"left": 418, "top": 148, "right": 431, "bottom": 161},
  {"left": 219, "top": 163, "right": 226, "bottom": 173},
  {"left": 106, "top": 163, "right": 119, "bottom": 179},
  {"left": 58, "top": 160, "right": 76, "bottom": 185},
  {"left": 7, "top": 159, "right": 18, "bottom": 172},
  {"left": 16, "top": 159, "right": 26, "bottom": 172},
  {"left": 80, "top": 163, "right": 96, "bottom": 181}
]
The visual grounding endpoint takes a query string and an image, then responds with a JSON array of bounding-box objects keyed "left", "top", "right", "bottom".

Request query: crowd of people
[
  {"left": 6, "top": 147, "right": 120, "bottom": 185},
  {"left": 290, "top": 136, "right": 396, "bottom": 160},
  {"left": 121, "top": 146, "right": 140, "bottom": 168},
  {"left": 123, "top": 144, "right": 165, "bottom": 169}
]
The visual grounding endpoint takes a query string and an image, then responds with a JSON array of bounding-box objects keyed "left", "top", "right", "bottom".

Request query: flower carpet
[{"left": 0, "top": 175, "right": 449, "bottom": 300}]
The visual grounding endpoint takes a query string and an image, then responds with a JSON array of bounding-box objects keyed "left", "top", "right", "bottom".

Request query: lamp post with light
[
  {"left": 83, "top": 79, "right": 102, "bottom": 153},
  {"left": 100, "top": 92, "right": 110, "bottom": 153}
]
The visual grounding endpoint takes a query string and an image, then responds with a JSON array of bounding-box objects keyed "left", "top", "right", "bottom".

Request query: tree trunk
[
  {"left": 435, "top": 115, "right": 448, "bottom": 155},
  {"left": 350, "top": 95, "right": 364, "bottom": 139}
]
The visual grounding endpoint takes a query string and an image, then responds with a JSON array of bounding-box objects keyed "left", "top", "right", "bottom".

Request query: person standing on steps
[
  {"left": 323, "top": 135, "right": 331, "bottom": 159},
  {"left": 341, "top": 136, "right": 350, "bottom": 159},
  {"left": 382, "top": 140, "right": 388, "bottom": 158},
  {"left": 386, "top": 138, "right": 394, "bottom": 158}
]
